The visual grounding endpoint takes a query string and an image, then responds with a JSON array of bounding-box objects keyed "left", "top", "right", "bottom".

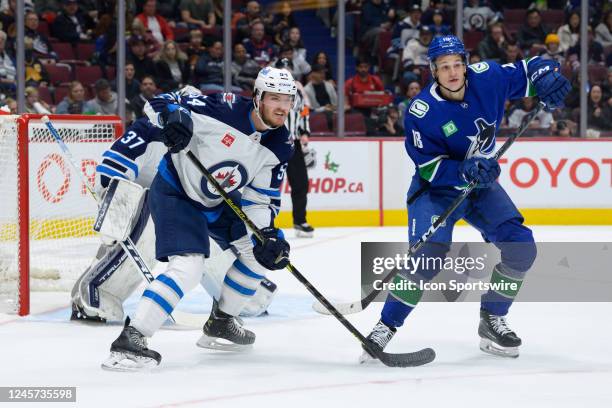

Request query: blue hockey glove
[
  {"left": 458, "top": 157, "right": 501, "bottom": 188},
  {"left": 527, "top": 58, "right": 571, "bottom": 112},
  {"left": 253, "top": 227, "right": 290, "bottom": 270},
  {"left": 160, "top": 104, "right": 193, "bottom": 153}
]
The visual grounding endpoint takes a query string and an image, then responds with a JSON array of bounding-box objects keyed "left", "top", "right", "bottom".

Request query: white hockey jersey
[{"left": 145, "top": 92, "right": 294, "bottom": 226}]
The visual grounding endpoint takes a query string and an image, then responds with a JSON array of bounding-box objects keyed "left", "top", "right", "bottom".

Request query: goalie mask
[{"left": 253, "top": 67, "right": 297, "bottom": 130}]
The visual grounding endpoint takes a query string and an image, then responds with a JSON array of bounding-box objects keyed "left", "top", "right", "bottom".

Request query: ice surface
[{"left": 1, "top": 226, "right": 611, "bottom": 408}]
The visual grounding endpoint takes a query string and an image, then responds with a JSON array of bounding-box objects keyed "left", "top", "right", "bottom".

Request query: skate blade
[
  {"left": 101, "top": 351, "right": 159, "bottom": 372},
  {"left": 479, "top": 338, "right": 519, "bottom": 358},
  {"left": 196, "top": 334, "right": 253, "bottom": 352},
  {"left": 295, "top": 230, "right": 314, "bottom": 238}
]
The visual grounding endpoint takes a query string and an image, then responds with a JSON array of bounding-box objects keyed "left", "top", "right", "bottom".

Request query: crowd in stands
[{"left": 0, "top": 0, "right": 610, "bottom": 137}]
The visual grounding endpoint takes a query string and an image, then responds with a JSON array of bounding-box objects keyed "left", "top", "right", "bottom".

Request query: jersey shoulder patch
[
  {"left": 408, "top": 98, "right": 430, "bottom": 118},
  {"left": 468, "top": 61, "right": 490, "bottom": 73}
]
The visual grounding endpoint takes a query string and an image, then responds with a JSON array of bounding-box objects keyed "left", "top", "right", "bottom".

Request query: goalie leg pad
[
  {"left": 131, "top": 254, "right": 205, "bottom": 337},
  {"left": 71, "top": 204, "right": 156, "bottom": 322}
]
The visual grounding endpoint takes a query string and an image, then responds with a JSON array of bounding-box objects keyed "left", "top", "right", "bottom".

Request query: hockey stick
[
  {"left": 185, "top": 150, "right": 434, "bottom": 367},
  {"left": 42, "top": 116, "right": 205, "bottom": 328},
  {"left": 313, "top": 102, "right": 544, "bottom": 315}
]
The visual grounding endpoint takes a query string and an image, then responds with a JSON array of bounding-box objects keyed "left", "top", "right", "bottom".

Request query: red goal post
[{"left": 0, "top": 113, "right": 123, "bottom": 316}]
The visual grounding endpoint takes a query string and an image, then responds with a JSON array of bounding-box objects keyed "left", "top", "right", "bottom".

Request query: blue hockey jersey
[
  {"left": 95, "top": 118, "right": 167, "bottom": 191},
  {"left": 145, "top": 91, "right": 294, "bottom": 226},
  {"left": 404, "top": 60, "right": 536, "bottom": 189}
]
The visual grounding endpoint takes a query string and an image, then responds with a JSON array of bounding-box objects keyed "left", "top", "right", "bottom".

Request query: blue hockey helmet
[{"left": 427, "top": 35, "right": 467, "bottom": 63}]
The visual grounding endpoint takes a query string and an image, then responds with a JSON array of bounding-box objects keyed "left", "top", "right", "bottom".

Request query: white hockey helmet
[
  {"left": 253, "top": 67, "right": 297, "bottom": 129},
  {"left": 177, "top": 85, "right": 202, "bottom": 96}
]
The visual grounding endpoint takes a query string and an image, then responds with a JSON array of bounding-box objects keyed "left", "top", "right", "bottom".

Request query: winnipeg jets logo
[
  {"left": 201, "top": 161, "right": 248, "bottom": 199},
  {"left": 465, "top": 118, "right": 496, "bottom": 159}
]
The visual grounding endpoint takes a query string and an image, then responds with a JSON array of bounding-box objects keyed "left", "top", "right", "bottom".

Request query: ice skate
[
  {"left": 359, "top": 319, "right": 397, "bottom": 364},
  {"left": 197, "top": 299, "right": 255, "bottom": 351},
  {"left": 101, "top": 317, "right": 161, "bottom": 371},
  {"left": 478, "top": 309, "right": 521, "bottom": 358},
  {"left": 294, "top": 223, "right": 314, "bottom": 238}
]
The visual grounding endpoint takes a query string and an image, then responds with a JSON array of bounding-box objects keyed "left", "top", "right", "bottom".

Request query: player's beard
[{"left": 261, "top": 104, "right": 287, "bottom": 128}]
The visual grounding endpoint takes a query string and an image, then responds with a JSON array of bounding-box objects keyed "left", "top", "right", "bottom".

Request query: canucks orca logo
[
  {"left": 465, "top": 118, "right": 497, "bottom": 159},
  {"left": 201, "top": 161, "right": 249, "bottom": 199}
]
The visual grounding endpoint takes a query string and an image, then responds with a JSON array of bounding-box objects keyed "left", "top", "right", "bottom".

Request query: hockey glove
[
  {"left": 527, "top": 58, "right": 571, "bottom": 112},
  {"left": 458, "top": 157, "right": 500, "bottom": 188},
  {"left": 253, "top": 227, "right": 290, "bottom": 270},
  {"left": 160, "top": 104, "right": 193, "bottom": 153}
]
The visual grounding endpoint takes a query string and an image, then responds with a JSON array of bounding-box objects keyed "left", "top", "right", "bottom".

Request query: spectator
[
  {"left": 430, "top": 10, "right": 451, "bottom": 37},
  {"left": 180, "top": 0, "right": 215, "bottom": 30},
  {"left": 311, "top": 51, "right": 334, "bottom": 82},
  {"left": 135, "top": 0, "right": 175, "bottom": 44},
  {"left": 129, "top": 75, "right": 157, "bottom": 118},
  {"left": 236, "top": 1, "right": 272, "bottom": 43},
  {"left": 518, "top": 9, "right": 547, "bottom": 52},
  {"left": 128, "top": 35, "right": 156, "bottom": 81},
  {"left": 0, "top": 30, "right": 16, "bottom": 98},
  {"left": 469, "top": 52, "right": 482, "bottom": 64},
  {"left": 391, "top": 4, "right": 421, "bottom": 52},
  {"left": 398, "top": 80, "right": 421, "bottom": 124},
  {"left": 374, "top": 105, "right": 403, "bottom": 136},
  {"left": 154, "top": 40, "right": 190, "bottom": 92},
  {"left": 271, "top": 1, "right": 295, "bottom": 46},
  {"left": 345, "top": 59, "right": 384, "bottom": 111},
  {"left": 508, "top": 97, "right": 553, "bottom": 130},
  {"left": 287, "top": 27, "right": 307, "bottom": 64},
  {"left": 540, "top": 33, "right": 565, "bottom": 64},
  {"left": 186, "top": 29, "right": 206, "bottom": 68},
  {"left": 0, "top": 0, "right": 16, "bottom": 41},
  {"left": 463, "top": 0, "right": 496, "bottom": 32},
  {"left": 361, "top": 0, "right": 395, "bottom": 64},
  {"left": 24, "top": 39, "right": 48, "bottom": 87},
  {"left": 587, "top": 85, "right": 612, "bottom": 131},
  {"left": 478, "top": 22, "right": 506, "bottom": 62},
  {"left": 155, "top": 0, "right": 181, "bottom": 22},
  {"left": 595, "top": 11, "right": 611, "bottom": 48},
  {"left": 84, "top": 78, "right": 118, "bottom": 115},
  {"left": 56, "top": 81, "right": 87, "bottom": 114},
  {"left": 567, "top": 28, "right": 605, "bottom": 65},
  {"left": 557, "top": 10, "right": 580, "bottom": 53},
  {"left": 194, "top": 40, "right": 231, "bottom": 92},
  {"left": 51, "top": 0, "right": 93, "bottom": 44},
  {"left": 304, "top": 63, "right": 338, "bottom": 113},
  {"left": 24, "top": 86, "right": 52, "bottom": 114},
  {"left": 231, "top": 43, "right": 260, "bottom": 90},
  {"left": 501, "top": 40, "right": 522, "bottom": 64},
  {"left": 421, "top": 0, "right": 452, "bottom": 27},
  {"left": 602, "top": 67, "right": 612, "bottom": 102},
  {"left": 243, "top": 21, "right": 275, "bottom": 67},
  {"left": 24, "top": 11, "right": 55, "bottom": 60},
  {"left": 93, "top": 13, "right": 117, "bottom": 66},
  {"left": 1, "top": 96, "right": 17, "bottom": 113},
  {"left": 111, "top": 62, "right": 140, "bottom": 101},
  {"left": 273, "top": 43, "right": 311, "bottom": 83},
  {"left": 131, "top": 18, "right": 161, "bottom": 58},
  {"left": 402, "top": 26, "right": 434, "bottom": 83}
]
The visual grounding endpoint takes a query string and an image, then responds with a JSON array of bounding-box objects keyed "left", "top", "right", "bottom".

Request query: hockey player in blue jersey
[
  {"left": 70, "top": 109, "right": 278, "bottom": 325},
  {"left": 361, "top": 36, "right": 570, "bottom": 361},
  {"left": 102, "top": 68, "right": 297, "bottom": 371}
]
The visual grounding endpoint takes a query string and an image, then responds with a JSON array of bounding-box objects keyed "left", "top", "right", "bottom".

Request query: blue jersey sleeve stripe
[
  {"left": 249, "top": 185, "right": 281, "bottom": 198},
  {"left": 241, "top": 198, "right": 258, "bottom": 207},
  {"left": 233, "top": 259, "right": 265, "bottom": 280},
  {"left": 100, "top": 158, "right": 128, "bottom": 174},
  {"left": 96, "top": 165, "right": 129, "bottom": 180},
  {"left": 103, "top": 151, "right": 139, "bottom": 177},
  {"left": 223, "top": 275, "right": 257, "bottom": 296},
  {"left": 156, "top": 274, "right": 184, "bottom": 299},
  {"left": 142, "top": 289, "right": 174, "bottom": 315}
]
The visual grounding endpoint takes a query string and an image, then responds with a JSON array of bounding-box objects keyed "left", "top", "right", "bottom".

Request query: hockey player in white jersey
[
  {"left": 103, "top": 67, "right": 296, "bottom": 371},
  {"left": 70, "top": 93, "right": 277, "bottom": 324}
]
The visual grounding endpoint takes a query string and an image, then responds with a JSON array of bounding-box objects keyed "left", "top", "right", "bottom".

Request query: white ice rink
[{"left": 1, "top": 226, "right": 612, "bottom": 408}]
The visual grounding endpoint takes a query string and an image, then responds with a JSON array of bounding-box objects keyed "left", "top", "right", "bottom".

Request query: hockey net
[{"left": 0, "top": 114, "right": 122, "bottom": 315}]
